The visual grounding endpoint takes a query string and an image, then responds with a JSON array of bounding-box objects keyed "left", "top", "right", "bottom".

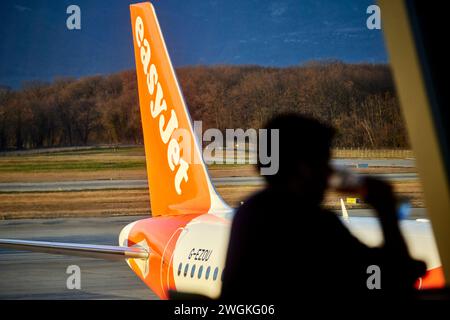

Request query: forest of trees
[{"left": 0, "top": 62, "right": 409, "bottom": 151}]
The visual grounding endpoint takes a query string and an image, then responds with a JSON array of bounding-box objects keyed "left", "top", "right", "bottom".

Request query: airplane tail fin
[{"left": 130, "top": 2, "right": 230, "bottom": 217}]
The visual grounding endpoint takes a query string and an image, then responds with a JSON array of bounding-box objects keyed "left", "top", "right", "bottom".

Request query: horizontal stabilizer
[{"left": 0, "top": 239, "right": 148, "bottom": 260}]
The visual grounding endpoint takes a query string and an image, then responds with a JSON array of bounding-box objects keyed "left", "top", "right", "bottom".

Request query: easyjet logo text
[{"left": 135, "top": 16, "right": 189, "bottom": 195}]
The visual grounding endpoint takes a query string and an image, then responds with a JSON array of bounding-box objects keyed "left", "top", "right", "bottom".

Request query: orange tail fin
[{"left": 130, "top": 2, "right": 230, "bottom": 217}]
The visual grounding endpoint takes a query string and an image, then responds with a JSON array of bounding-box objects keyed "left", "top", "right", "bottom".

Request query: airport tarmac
[
  {"left": 0, "top": 212, "right": 439, "bottom": 300},
  {"left": 0, "top": 216, "right": 155, "bottom": 300},
  {"left": 0, "top": 173, "right": 418, "bottom": 192},
  {"left": 205, "top": 154, "right": 416, "bottom": 168}
]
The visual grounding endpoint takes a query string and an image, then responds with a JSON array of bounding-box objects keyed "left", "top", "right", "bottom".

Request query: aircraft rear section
[{"left": 119, "top": 213, "right": 231, "bottom": 299}]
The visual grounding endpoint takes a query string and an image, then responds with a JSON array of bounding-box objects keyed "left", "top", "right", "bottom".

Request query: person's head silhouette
[{"left": 259, "top": 113, "right": 335, "bottom": 204}]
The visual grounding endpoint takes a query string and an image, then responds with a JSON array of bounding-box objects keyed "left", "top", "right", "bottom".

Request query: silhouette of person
[{"left": 220, "top": 113, "right": 426, "bottom": 301}]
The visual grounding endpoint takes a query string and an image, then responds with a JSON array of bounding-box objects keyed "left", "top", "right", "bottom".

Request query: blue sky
[{"left": 0, "top": 0, "right": 387, "bottom": 88}]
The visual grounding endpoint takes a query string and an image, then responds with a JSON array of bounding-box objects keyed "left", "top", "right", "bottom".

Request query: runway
[
  {"left": 331, "top": 158, "right": 415, "bottom": 168},
  {"left": 206, "top": 154, "right": 416, "bottom": 168},
  {"left": 0, "top": 211, "right": 439, "bottom": 300},
  {"left": 0, "top": 173, "right": 418, "bottom": 192}
]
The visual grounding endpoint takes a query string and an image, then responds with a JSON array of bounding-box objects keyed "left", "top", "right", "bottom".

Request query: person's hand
[{"left": 361, "top": 177, "right": 397, "bottom": 220}]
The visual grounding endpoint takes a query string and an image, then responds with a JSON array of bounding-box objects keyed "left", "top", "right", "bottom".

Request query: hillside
[{"left": 0, "top": 62, "right": 408, "bottom": 150}]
